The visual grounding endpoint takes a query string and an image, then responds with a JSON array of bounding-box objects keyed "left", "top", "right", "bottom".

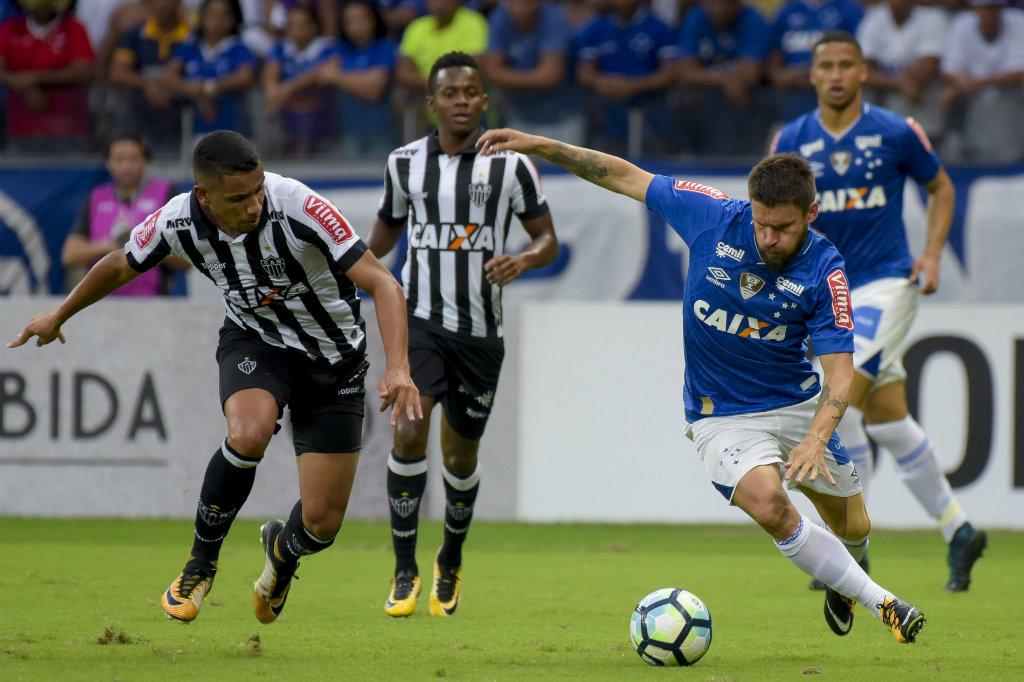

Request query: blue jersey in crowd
[
  {"left": 772, "top": 103, "right": 941, "bottom": 288},
  {"left": 268, "top": 36, "right": 334, "bottom": 82},
  {"left": 172, "top": 36, "right": 256, "bottom": 133},
  {"left": 767, "top": 0, "right": 863, "bottom": 67},
  {"left": 576, "top": 11, "right": 678, "bottom": 77},
  {"left": 645, "top": 175, "right": 855, "bottom": 423},
  {"left": 678, "top": 4, "right": 769, "bottom": 65}
]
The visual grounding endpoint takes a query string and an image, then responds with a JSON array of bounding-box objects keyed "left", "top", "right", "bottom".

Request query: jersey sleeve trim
[
  {"left": 335, "top": 239, "right": 368, "bottom": 272},
  {"left": 516, "top": 202, "right": 550, "bottom": 221}
]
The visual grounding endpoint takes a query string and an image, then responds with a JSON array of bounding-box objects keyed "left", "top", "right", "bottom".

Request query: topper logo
[{"left": 303, "top": 195, "right": 353, "bottom": 244}]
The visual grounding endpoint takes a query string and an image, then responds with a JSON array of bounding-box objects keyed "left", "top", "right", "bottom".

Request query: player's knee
[
  {"left": 227, "top": 421, "right": 275, "bottom": 458},
  {"left": 394, "top": 420, "right": 429, "bottom": 456},
  {"left": 302, "top": 504, "right": 343, "bottom": 539},
  {"left": 750, "top": 491, "right": 796, "bottom": 536},
  {"left": 442, "top": 450, "right": 477, "bottom": 478},
  {"left": 842, "top": 512, "right": 871, "bottom": 541}
]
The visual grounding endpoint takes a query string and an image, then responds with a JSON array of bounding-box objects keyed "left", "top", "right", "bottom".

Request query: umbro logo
[{"left": 705, "top": 267, "right": 730, "bottom": 289}]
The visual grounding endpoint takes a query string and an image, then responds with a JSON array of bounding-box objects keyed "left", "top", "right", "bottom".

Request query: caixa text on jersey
[{"left": 408, "top": 223, "right": 496, "bottom": 251}]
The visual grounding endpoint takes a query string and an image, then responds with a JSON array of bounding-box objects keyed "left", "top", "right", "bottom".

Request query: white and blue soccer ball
[{"left": 630, "top": 588, "right": 712, "bottom": 666}]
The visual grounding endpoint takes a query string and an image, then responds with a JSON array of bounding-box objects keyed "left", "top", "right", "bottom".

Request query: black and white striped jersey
[
  {"left": 377, "top": 130, "right": 549, "bottom": 340},
  {"left": 124, "top": 172, "right": 368, "bottom": 365}
]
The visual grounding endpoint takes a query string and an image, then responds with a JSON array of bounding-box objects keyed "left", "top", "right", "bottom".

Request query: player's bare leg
[
  {"left": 427, "top": 412, "right": 482, "bottom": 617},
  {"left": 384, "top": 395, "right": 436, "bottom": 617},
  {"left": 861, "top": 380, "right": 987, "bottom": 591},
  {"left": 733, "top": 465, "right": 925, "bottom": 643},
  {"left": 162, "top": 388, "right": 276, "bottom": 622},
  {"left": 254, "top": 451, "right": 359, "bottom": 623},
  {"left": 802, "top": 487, "right": 871, "bottom": 635}
]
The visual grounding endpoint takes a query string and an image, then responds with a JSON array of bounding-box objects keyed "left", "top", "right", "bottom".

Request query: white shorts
[
  {"left": 687, "top": 397, "right": 863, "bottom": 504},
  {"left": 850, "top": 277, "right": 919, "bottom": 387}
]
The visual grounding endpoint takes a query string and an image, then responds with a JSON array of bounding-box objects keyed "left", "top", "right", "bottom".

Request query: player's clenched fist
[
  {"left": 7, "top": 311, "right": 66, "bottom": 348},
  {"left": 378, "top": 366, "right": 423, "bottom": 426}
]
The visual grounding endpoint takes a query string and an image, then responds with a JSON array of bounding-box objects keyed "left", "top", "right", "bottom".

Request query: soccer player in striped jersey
[
  {"left": 7, "top": 130, "right": 422, "bottom": 624},
  {"left": 477, "top": 128, "right": 926, "bottom": 645},
  {"left": 772, "top": 32, "right": 987, "bottom": 594},
  {"left": 369, "top": 52, "right": 558, "bottom": 617}
]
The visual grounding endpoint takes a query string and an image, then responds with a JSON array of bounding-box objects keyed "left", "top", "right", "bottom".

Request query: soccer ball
[{"left": 629, "top": 588, "right": 712, "bottom": 666}]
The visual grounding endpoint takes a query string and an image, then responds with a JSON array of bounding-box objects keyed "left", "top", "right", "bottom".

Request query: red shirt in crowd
[{"left": 0, "top": 14, "right": 95, "bottom": 139}]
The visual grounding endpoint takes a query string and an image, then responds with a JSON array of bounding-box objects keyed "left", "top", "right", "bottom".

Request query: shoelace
[
  {"left": 436, "top": 573, "right": 457, "bottom": 601},
  {"left": 393, "top": 576, "right": 416, "bottom": 600},
  {"left": 179, "top": 570, "right": 211, "bottom": 598},
  {"left": 878, "top": 599, "right": 902, "bottom": 632}
]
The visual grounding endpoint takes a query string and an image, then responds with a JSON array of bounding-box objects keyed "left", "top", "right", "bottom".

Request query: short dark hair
[
  {"left": 427, "top": 51, "right": 484, "bottom": 93},
  {"left": 812, "top": 31, "right": 863, "bottom": 59},
  {"left": 106, "top": 133, "right": 150, "bottom": 160},
  {"left": 193, "top": 130, "right": 261, "bottom": 178},
  {"left": 196, "top": 0, "right": 244, "bottom": 39},
  {"left": 748, "top": 153, "right": 816, "bottom": 212},
  {"left": 338, "top": 0, "right": 386, "bottom": 44}
]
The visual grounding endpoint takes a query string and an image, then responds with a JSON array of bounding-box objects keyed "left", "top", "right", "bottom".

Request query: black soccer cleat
[
  {"left": 823, "top": 587, "right": 856, "bottom": 636},
  {"left": 811, "top": 553, "right": 869, "bottom": 591},
  {"left": 253, "top": 520, "right": 298, "bottom": 624},
  {"left": 879, "top": 597, "right": 926, "bottom": 644},
  {"left": 945, "top": 523, "right": 987, "bottom": 592}
]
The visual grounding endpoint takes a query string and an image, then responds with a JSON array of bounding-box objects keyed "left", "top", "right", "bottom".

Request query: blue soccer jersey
[
  {"left": 646, "top": 175, "right": 855, "bottom": 423},
  {"left": 772, "top": 103, "right": 941, "bottom": 288}
]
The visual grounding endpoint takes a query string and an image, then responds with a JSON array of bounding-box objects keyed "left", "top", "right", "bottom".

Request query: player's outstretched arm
[
  {"left": 477, "top": 129, "right": 654, "bottom": 203},
  {"left": 7, "top": 250, "right": 141, "bottom": 349},
  {"left": 785, "top": 352, "right": 854, "bottom": 486},
  {"left": 345, "top": 250, "right": 423, "bottom": 425}
]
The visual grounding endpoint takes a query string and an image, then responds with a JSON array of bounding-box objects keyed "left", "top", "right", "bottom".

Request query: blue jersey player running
[
  {"left": 477, "top": 128, "right": 926, "bottom": 645},
  {"left": 772, "top": 31, "right": 987, "bottom": 594}
]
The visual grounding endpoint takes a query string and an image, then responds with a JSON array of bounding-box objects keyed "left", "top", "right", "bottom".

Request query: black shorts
[
  {"left": 409, "top": 318, "right": 504, "bottom": 440},
  {"left": 216, "top": 320, "right": 366, "bottom": 455}
]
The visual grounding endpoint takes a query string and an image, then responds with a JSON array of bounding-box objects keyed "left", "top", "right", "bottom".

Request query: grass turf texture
[{"left": 1, "top": 520, "right": 1021, "bottom": 681}]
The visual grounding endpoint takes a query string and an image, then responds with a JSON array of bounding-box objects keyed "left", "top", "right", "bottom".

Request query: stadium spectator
[
  {"left": 766, "top": 0, "right": 863, "bottom": 123},
  {"left": 939, "top": 0, "right": 1024, "bottom": 163},
  {"left": 164, "top": 0, "right": 257, "bottom": 136},
  {"left": 482, "top": 0, "right": 581, "bottom": 144},
  {"left": 319, "top": 0, "right": 427, "bottom": 39},
  {"left": 676, "top": 0, "right": 770, "bottom": 155},
  {"left": 857, "top": 0, "right": 949, "bottom": 138},
  {"left": 0, "top": 0, "right": 96, "bottom": 153},
  {"left": 262, "top": 3, "right": 335, "bottom": 156},
  {"left": 62, "top": 135, "right": 184, "bottom": 295},
  {"left": 395, "top": 0, "right": 487, "bottom": 92},
  {"left": 575, "top": 0, "right": 678, "bottom": 154},
  {"left": 318, "top": 0, "right": 398, "bottom": 156},
  {"left": 108, "top": 0, "right": 191, "bottom": 154}
]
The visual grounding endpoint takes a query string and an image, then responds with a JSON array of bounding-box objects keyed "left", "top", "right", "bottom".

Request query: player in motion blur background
[
  {"left": 478, "top": 128, "right": 926, "bottom": 644},
  {"left": 368, "top": 52, "right": 558, "bottom": 617},
  {"left": 8, "top": 131, "right": 421, "bottom": 624},
  {"left": 772, "top": 31, "right": 987, "bottom": 594}
]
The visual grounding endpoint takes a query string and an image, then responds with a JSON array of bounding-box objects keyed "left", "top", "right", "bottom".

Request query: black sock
[
  {"left": 387, "top": 451, "right": 428, "bottom": 576},
  {"left": 437, "top": 464, "right": 480, "bottom": 570},
  {"left": 276, "top": 500, "right": 336, "bottom": 567},
  {"left": 191, "top": 441, "right": 258, "bottom": 563}
]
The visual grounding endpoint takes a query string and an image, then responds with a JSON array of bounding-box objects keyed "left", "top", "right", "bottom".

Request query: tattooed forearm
[
  {"left": 549, "top": 142, "right": 610, "bottom": 183},
  {"left": 814, "top": 386, "right": 830, "bottom": 416}
]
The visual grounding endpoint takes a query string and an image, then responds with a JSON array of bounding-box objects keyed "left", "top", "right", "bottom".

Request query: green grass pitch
[{"left": 1, "top": 519, "right": 1021, "bottom": 681}]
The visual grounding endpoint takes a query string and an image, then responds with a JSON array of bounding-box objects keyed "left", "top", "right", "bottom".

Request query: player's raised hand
[
  {"left": 484, "top": 254, "right": 527, "bottom": 286},
  {"left": 909, "top": 254, "right": 940, "bottom": 295},
  {"left": 6, "top": 311, "right": 66, "bottom": 348},
  {"left": 378, "top": 366, "right": 423, "bottom": 426},
  {"left": 784, "top": 436, "right": 837, "bottom": 487},
  {"left": 477, "top": 128, "right": 543, "bottom": 157}
]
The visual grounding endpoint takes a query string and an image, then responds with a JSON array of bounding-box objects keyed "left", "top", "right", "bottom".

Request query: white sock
[
  {"left": 775, "top": 516, "right": 892, "bottom": 619},
  {"left": 840, "top": 534, "right": 868, "bottom": 563},
  {"left": 866, "top": 417, "right": 968, "bottom": 543},
  {"left": 837, "top": 407, "right": 873, "bottom": 494}
]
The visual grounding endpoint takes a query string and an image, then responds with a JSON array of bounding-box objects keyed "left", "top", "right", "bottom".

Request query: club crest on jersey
[
  {"left": 739, "top": 272, "right": 765, "bottom": 299},
  {"left": 830, "top": 150, "right": 852, "bottom": 176},
  {"left": 135, "top": 209, "right": 161, "bottom": 248},
  {"left": 468, "top": 182, "right": 492, "bottom": 207},
  {"left": 237, "top": 356, "right": 256, "bottom": 374},
  {"left": 260, "top": 256, "right": 286, "bottom": 279}
]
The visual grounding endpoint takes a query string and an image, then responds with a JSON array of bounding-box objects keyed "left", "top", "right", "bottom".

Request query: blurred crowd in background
[{"left": 1, "top": 0, "right": 1022, "bottom": 163}]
